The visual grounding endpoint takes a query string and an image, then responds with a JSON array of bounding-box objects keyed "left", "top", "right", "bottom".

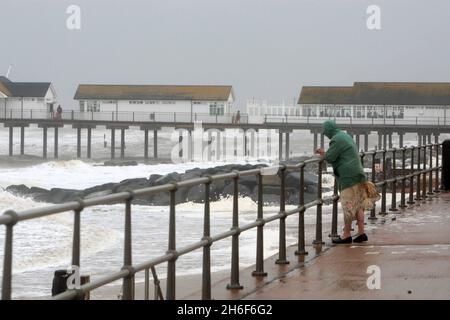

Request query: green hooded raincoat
[{"left": 323, "top": 120, "right": 367, "bottom": 191}]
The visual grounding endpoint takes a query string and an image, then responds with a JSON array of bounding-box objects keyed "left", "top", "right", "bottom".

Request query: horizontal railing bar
[
  {"left": 11, "top": 202, "right": 81, "bottom": 222},
  {"left": 264, "top": 213, "right": 285, "bottom": 224},
  {"left": 239, "top": 221, "right": 260, "bottom": 233},
  {"left": 134, "top": 253, "right": 174, "bottom": 273},
  {"left": 177, "top": 240, "right": 209, "bottom": 256},
  {"left": 210, "top": 229, "right": 237, "bottom": 243}
]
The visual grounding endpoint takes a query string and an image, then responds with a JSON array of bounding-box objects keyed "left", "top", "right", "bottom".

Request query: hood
[{"left": 323, "top": 120, "right": 340, "bottom": 139}]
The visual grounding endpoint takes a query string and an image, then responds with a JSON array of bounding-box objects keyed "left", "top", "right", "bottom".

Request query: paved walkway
[{"left": 245, "top": 192, "right": 450, "bottom": 300}]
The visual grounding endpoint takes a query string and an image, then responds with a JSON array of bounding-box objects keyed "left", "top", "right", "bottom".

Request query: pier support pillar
[
  {"left": 43, "top": 127, "right": 48, "bottom": 160},
  {"left": 188, "top": 130, "right": 193, "bottom": 161},
  {"left": 383, "top": 134, "right": 387, "bottom": 150},
  {"left": 54, "top": 127, "right": 59, "bottom": 159},
  {"left": 20, "top": 127, "right": 25, "bottom": 155},
  {"left": 285, "top": 131, "right": 290, "bottom": 160},
  {"left": 278, "top": 130, "right": 283, "bottom": 161},
  {"left": 178, "top": 131, "right": 183, "bottom": 159},
  {"left": 355, "top": 134, "right": 360, "bottom": 151},
  {"left": 110, "top": 129, "right": 115, "bottom": 159},
  {"left": 9, "top": 127, "right": 13, "bottom": 156},
  {"left": 377, "top": 133, "right": 382, "bottom": 150},
  {"left": 364, "top": 133, "right": 369, "bottom": 151},
  {"left": 87, "top": 127, "right": 92, "bottom": 159},
  {"left": 388, "top": 133, "right": 393, "bottom": 149},
  {"left": 398, "top": 133, "right": 404, "bottom": 148},
  {"left": 153, "top": 129, "right": 158, "bottom": 158},
  {"left": 217, "top": 130, "right": 223, "bottom": 159},
  {"left": 244, "top": 130, "right": 248, "bottom": 157},
  {"left": 120, "top": 128, "right": 125, "bottom": 159},
  {"left": 313, "top": 131, "right": 318, "bottom": 153},
  {"left": 144, "top": 129, "right": 149, "bottom": 160},
  {"left": 76, "top": 127, "right": 81, "bottom": 159},
  {"left": 428, "top": 134, "right": 432, "bottom": 145}
]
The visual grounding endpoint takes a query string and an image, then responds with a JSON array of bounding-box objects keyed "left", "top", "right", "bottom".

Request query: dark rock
[
  {"left": 154, "top": 172, "right": 181, "bottom": 185},
  {"left": 286, "top": 172, "right": 319, "bottom": 188},
  {"left": 151, "top": 192, "right": 171, "bottom": 206},
  {"left": 148, "top": 174, "right": 163, "bottom": 185},
  {"left": 114, "top": 178, "right": 151, "bottom": 192},
  {"left": 220, "top": 183, "right": 252, "bottom": 198},
  {"left": 6, "top": 184, "right": 33, "bottom": 196},
  {"left": 84, "top": 190, "right": 113, "bottom": 199},
  {"left": 83, "top": 183, "right": 117, "bottom": 195}
]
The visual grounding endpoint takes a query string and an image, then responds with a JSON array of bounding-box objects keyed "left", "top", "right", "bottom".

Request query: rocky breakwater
[{"left": 6, "top": 162, "right": 328, "bottom": 207}]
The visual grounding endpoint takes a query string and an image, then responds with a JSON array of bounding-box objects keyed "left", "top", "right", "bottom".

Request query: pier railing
[
  {"left": 1, "top": 108, "right": 449, "bottom": 127},
  {"left": 0, "top": 144, "right": 442, "bottom": 300}
]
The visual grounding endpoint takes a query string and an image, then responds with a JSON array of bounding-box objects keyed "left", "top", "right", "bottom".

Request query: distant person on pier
[
  {"left": 235, "top": 110, "right": 241, "bottom": 124},
  {"left": 56, "top": 105, "right": 62, "bottom": 120},
  {"left": 315, "top": 120, "right": 379, "bottom": 244}
]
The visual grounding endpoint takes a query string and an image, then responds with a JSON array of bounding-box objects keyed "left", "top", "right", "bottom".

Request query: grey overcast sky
[{"left": 0, "top": 0, "right": 450, "bottom": 108}]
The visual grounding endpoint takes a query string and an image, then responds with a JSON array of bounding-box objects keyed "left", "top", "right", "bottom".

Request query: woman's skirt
[{"left": 340, "top": 182, "right": 380, "bottom": 224}]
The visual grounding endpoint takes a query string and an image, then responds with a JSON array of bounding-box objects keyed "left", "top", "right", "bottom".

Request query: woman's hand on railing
[{"left": 315, "top": 148, "right": 325, "bottom": 157}]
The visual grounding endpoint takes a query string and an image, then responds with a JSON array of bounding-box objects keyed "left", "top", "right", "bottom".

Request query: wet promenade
[
  {"left": 175, "top": 192, "right": 450, "bottom": 300},
  {"left": 244, "top": 192, "right": 450, "bottom": 300}
]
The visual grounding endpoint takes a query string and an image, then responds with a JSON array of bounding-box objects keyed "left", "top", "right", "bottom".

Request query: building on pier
[
  {"left": 74, "top": 84, "right": 235, "bottom": 122},
  {"left": 298, "top": 82, "right": 450, "bottom": 120},
  {"left": 0, "top": 76, "right": 57, "bottom": 118},
  {"left": 246, "top": 99, "right": 301, "bottom": 122}
]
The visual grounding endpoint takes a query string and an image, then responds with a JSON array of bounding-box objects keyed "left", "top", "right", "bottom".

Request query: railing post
[
  {"left": 252, "top": 172, "right": 267, "bottom": 277},
  {"left": 329, "top": 176, "right": 339, "bottom": 238},
  {"left": 416, "top": 146, "right": 422, "bottom": 201},
  {"left": 227, "top": 174, "right": 243, "bottom": 289},
  {"left": 422, "top": 146, "right": 428, "bottom": 200},
  {"left": 72, "top": 206, "right": 82, "bottom": 267},
  {"left": 2, "top": 210, "right": 17, "bottom": 300},
  {"left": 400, "top": 147, "right": 407, "bottom": 208},
  {"left": 390, "top": 148, "right": 398, "bottom": 212},
  {"left": 313, "top": 160, "right": 324, "bottom": 245},
  {"left": 434, "top": 143, "right": 441, "bottom": 192},
  {"left": 379, "top": 150, "right": 387, "bottom": 215},
  {"left": 428, "top": 144, "right": 434, "bottom": 196},
  {"left": 166, "top": 187, "right": 177, "bottom": 299},
  {"left": 276, "top": 166, "right": 289, "bottom": 265},
  {"left": 369, "top": 151, "right": 378, "bottom": 220},
  {"left": 145, "top": 269, "right": 149, "bottom": 300},
  {"left": 408, "top": 147, "right": 416, "bottom": 204},
  {"left": 122, "top": 194, "right": 134, "bottom": 300},
  {"left": 202, "top": 181, "right": 212, "bottom": 299},
  {"left": 295, "top": 165, "right": 308, "bottom": 255}
]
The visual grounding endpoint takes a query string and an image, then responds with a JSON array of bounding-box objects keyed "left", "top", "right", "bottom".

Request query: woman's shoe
[
  {"left": 332, "top": 236, "right": 352, "bottom": 244},
  {"left": 353, "top": 233, "right": 368, "bottom": 243}
]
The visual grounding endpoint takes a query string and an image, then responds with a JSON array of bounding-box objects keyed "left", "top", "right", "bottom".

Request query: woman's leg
[
  {"left": 342, "top": 221, "right": 352, "bottom": 238},
  {"left": 356, "top": 208, "right": 365, "bottom": 234}
]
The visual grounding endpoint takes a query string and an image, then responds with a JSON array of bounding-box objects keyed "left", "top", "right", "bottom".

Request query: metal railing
[
  {"left": 0, "top": 144, "right": 442, "bottom": 300},
  {"left": 1, "top": 108, "right": 449, "bottom": 127}
]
